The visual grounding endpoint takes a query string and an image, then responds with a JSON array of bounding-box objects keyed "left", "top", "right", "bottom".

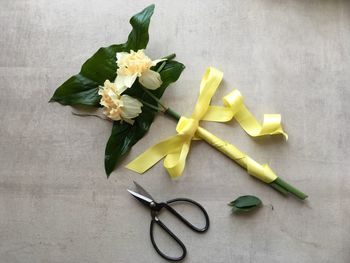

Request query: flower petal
[
  {"left": 115, "top": 75, "right": 126, "bottom": 88},
  {"left": 139, "top": 70, "right": 162, "bottom": 90},
  {"left": 115, "top": 74, "right": 138, "bottom": 90},
  {"left": 116, "top": 52, "right": 128, "bottom": 64},
  {"left": 123, "top": 118, "right": 135, "bottom": 125},
  {"left": 108, "top": 90, "right": 120, "bottom": 105},
  {"left": 115, "top": 83, "right": 128, "bottom": 94},
  {"left": 125, "top": 73, "right": 138, "bottom": 88},
  {"left": 120, "top": 95, "right": 143, "bottom": 120}
]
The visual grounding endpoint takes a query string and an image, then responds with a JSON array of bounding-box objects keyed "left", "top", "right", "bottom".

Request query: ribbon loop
[
  {"left": 223, "top": 89, "right": 243, "bottom": 114},
  {"left": 193, "top": 67, "right": 223, "bottom": 120}
]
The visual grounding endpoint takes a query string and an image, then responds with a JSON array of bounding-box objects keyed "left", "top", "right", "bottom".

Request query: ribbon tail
[
  {"left": 226, "top": 90, "right": 287, "bottom": 139},
  {"left": 202, "top": 106, "right": 234, "bottom": 122},
  {"left": 164, "top": 141, "right": 191, "bottom": 178},
  {"left": 234, "top": 105, "right": 288, "bottom": 139},
  {"left": 125, "top": 135, "right": 183, "bottom": 174},
  {"left": 202, "top": 89, "right": 288, "bottom": 139}
]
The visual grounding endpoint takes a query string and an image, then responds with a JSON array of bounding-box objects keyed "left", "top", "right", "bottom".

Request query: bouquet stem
[
  {"left": 164, "top": 107, "right": 181, "bottom": 120},
  {"left": 141, "top": 87, "right": 307, "bottom": 200}
]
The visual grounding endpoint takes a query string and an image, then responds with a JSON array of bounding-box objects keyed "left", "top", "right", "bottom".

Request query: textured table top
[{"left": 1, "top": 0, "right": 349, "bottom": 262}]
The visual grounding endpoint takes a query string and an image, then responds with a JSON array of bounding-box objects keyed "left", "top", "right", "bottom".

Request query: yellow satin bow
[{"left": 126, "top": 67, "right": 287, "bottom": 179}]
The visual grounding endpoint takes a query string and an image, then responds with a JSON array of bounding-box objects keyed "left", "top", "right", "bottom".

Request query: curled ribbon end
[
  {"left": 273, "top": 127, "right": 288, "bottom": 141},
  {"left": 169, "top": 173, "right": 182, "bottom": 180}
]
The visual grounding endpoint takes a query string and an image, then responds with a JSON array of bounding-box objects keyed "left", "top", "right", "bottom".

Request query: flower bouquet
[{"left": 50, "top": 5, "right": 308, "bottom": 200}]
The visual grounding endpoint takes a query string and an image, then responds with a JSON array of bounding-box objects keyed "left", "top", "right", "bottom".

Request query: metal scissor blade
[
  {"left": 133, "top": 181, "right": 155, "bottom": 201},
  {"left": 127, "top": 189, "right": 153, "bottom": 207}
]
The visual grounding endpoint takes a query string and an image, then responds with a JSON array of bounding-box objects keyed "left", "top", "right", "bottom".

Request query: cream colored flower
[
  {"left": 116, "top": 49, "right": 164, "bottom": 92},
  {"left": 98, "top": 80, "right": 143, "bottom": 124}
]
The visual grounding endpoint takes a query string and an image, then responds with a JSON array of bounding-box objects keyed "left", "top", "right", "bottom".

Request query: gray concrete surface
[{"left": 1, "top": 0, "right": 350, "bottom": 262}]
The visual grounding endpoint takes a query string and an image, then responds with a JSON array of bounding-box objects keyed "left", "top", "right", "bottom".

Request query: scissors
[{"left": 127, "top": 181, "right": 210, "bottom": 261}]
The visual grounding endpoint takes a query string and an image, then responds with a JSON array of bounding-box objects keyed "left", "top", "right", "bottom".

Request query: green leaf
[
  {"left": 229, "top": 195, "right": 262, "bottom": 213},
  {"left": 50, "top": 4, "right": 156, "bottom": 106},
  {"left": 104, "top": 60, "right": 185, "bottom": 176},
  {"left": 153, "top": 60, "right": 185, "bottom": 97},
  {"left": 104, "top": 107, "right": 155, "bottom": 176},
  {"left": 50, "top": 44, "right": 123, "bottom": 106},
  {"left": 125, "top": 4, "right": 155, "bottom": 51}
]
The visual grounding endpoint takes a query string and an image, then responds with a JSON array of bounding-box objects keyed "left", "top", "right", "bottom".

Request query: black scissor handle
[
  {"left": 149, "top": 198, "right": 209, "bottom": 261},
  {"left": 150, "top": 217, "right": 187, "bottom": 261},
  {"left": 165, "top": 198, "right": 210, "bottom": 233}
]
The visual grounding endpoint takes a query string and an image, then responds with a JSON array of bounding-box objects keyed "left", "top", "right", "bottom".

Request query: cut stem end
[{"left": 270, "top": 177, "right": 308, "bottom": 200}]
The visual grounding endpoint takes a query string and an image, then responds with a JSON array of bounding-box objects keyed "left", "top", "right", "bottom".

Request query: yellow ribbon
[
  {"left": 203, "top": 90, "right": 288, "bottom": 139},
  {"left": 126, "top": 67, "right": 287, "bottom": 180}
]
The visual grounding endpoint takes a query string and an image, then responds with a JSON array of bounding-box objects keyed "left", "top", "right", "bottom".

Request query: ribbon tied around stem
[{"left": 126, "top": 67, "right": 287, "bottom": 178}]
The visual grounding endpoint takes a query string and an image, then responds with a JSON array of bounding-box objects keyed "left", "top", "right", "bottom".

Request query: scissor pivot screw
[{"left": 150, "top": 202, "right": 156, "bottom": 208}]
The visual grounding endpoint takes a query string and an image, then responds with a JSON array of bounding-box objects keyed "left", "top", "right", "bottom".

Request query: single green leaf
[
  {"left": 104, "top": 107, "right": 155, "bottom": 176},
  {"left": 50, "top": 44, "right": 124, "bottom": 106},
  {"left": 104, "top": 60, "right": 185, "bottom": 176},
  {"left": 125, "top": 4, "right": 155, "bottom": 51},
  {"left": 153, "top": 60, "right": 185, "bottom": 97},
  {"left": 229, "top": 195, "right": 262, "bottom": 213}
]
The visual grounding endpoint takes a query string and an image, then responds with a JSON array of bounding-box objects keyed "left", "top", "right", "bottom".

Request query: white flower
[
  {"left": 115, "top": 49, "right": 164, "bottom": 92},
  {"left": 98, "top": 80, "right": 143, "bottom": 124}
]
